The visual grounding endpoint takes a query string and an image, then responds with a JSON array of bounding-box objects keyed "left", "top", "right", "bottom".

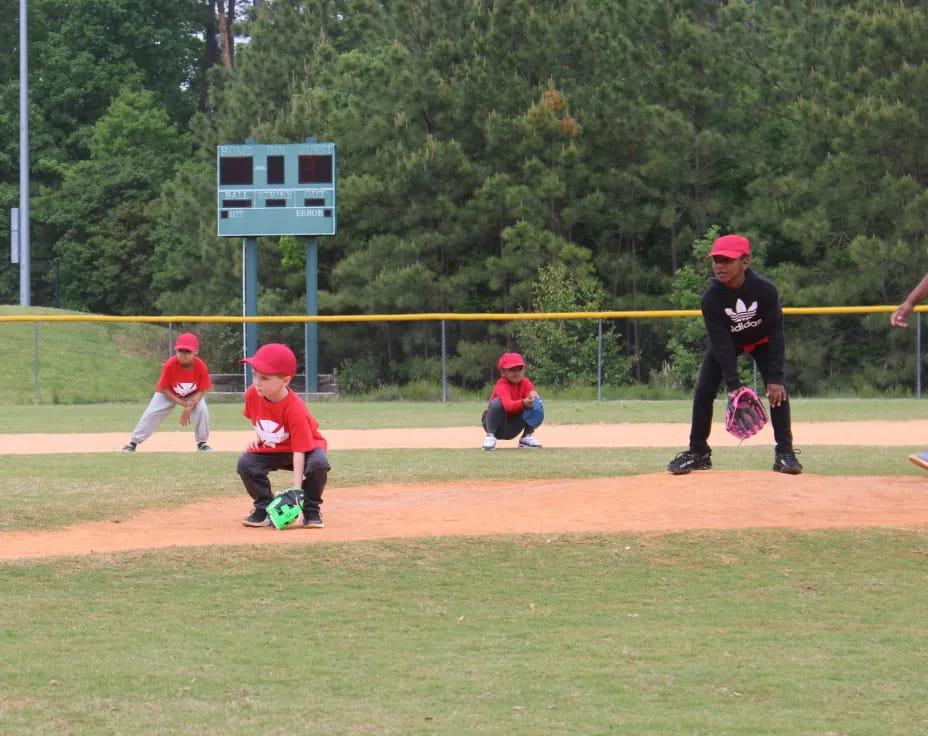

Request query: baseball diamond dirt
[{"left": 2, "top": 421, "right": 928, "bottom": 560}]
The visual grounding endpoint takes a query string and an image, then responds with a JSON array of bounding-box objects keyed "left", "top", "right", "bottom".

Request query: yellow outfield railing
[
  {"left": 1, "top": 305, "right": 925, "bottom": 404},
  {"left": 0, "top": 304, "right": 920, "bottom": 323}
]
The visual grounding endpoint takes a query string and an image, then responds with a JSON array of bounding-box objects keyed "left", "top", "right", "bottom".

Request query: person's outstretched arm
[{"left": 891, "top": 271, "right": 928, "bottom": 327}]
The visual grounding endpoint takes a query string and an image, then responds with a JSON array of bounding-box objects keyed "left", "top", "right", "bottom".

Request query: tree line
[{"left": 2, "top": 0, "right": 927, "bottom": 394}]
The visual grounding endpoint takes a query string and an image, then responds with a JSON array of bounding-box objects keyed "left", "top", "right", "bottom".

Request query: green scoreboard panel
[{"left": 217, "top": 142, "right": 337, "bottom": 236}]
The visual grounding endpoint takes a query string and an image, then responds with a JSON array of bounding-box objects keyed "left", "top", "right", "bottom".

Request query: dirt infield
[
  {"left": 5, "top": 419, "right": 928, "bottom": 453},
  {"left": 2, "top": 421, "right": 927, "bottom": 560}
]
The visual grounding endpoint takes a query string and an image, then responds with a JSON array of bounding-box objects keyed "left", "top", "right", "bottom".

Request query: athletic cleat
[
  {"left": 667, "top": 450, "right": 712, "bottom": 475},
  {"left": 908, "top": 449, "right": 928, "bottom": 471},
  {"left": 303, "top": 511, "right": 325, "bottom": 528},
  {"left": 121, "top": 443, "right": 137, "bottom": 452},
  {"left": 518, "top": 434, "right": 543, "bottom": 449},
  {"left": 241, "top": 510, "right": 271, "bottom": 527},
  {"left": 482, "top": 434, "right": 497, "bottom": 451},
  {"left": 773, "top": 449, "right": 803, "bottom": 474},
  {"left": 197, "top": 443, "right": 212, "bottom": 452}
]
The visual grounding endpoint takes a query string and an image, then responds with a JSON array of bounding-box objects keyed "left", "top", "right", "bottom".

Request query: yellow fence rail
[
  {"left": 0, "top": 304, "right": 921, "bottom": 324},
  {"left": 1, "top": 305, "right": 924, "bottom": 404}
]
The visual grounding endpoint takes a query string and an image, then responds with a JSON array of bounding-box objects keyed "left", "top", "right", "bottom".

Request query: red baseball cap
[
  {"left": 498, "top": 352, "right": 526, "bottom": 370},
  {"left": 707, "top": 234, "right": 751, "bottom": 259},
  {"left": 240, "top": 343, "right": 298, "bottom": 377},
  {"left": 174, "top": 333, "right": 199, "bottom": 352}
]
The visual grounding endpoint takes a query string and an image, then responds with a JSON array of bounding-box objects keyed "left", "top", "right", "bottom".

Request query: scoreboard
[{"left": 216, "top": 142, "right": 336, "bottom": 237}]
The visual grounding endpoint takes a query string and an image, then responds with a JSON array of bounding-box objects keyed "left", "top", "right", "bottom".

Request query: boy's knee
[
  {"left": 306, "top": 451, "right": 331, "bottom": 473},
  {"left": 237, "top": 453, "right": 257, "bottom": 475}
]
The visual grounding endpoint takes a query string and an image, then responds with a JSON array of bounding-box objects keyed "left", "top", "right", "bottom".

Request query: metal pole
[
  {"left": 918, "top": 312, "right": 922, "bottom": 399},
  {"left": 243, "top": 237, "right": 258, "bottom": 385},
  {"left": 33, "top": 322, "right": 39, "bottom": 403},
  {"left": 19, "top": 0, "right": 30, "bottom": 305},
  {"left": 305, "top": 237, "right": 319, "bottom": 393},
  {"left": 10, "top": 208, "right": 19, "bottom": 263},
  {"left": 441, "top": 320, "right": 447, "bottom": 402},
  {"left": 597, "top": 319, "right": 603, "bottom": 401}
]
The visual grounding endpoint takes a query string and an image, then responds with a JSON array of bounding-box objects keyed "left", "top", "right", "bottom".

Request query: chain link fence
[{"left": 0, "top": 308, "right": 924, "bottom": 404}]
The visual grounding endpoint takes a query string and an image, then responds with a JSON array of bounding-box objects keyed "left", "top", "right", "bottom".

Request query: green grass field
[
  {"left": 3, "top": 530, "right": 926, "bottom": 735},
  {"left": 3, "top": 324, "right": 928, "bottom": 733},
  {"left": 1, "top": 407, "right": 928, "bottom": 733}
]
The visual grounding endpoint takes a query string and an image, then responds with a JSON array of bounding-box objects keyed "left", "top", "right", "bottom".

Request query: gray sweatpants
[{"left": 130, "top": 392, "right": 210, "bottom": 446}]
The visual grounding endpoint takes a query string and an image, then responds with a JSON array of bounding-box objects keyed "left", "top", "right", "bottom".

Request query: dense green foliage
[{"left": 3, "top": 0, "right": 928, "bottom": 393}]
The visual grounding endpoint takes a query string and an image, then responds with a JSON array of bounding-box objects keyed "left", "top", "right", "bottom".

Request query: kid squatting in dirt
[
  {"left": 237, "top": 343, "right": 330, "bottom": 528},
  {"left": 481, "top": 352, "right": 545, "bottom": 450}
]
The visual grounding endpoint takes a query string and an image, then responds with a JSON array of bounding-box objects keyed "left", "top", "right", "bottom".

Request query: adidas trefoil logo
[
  {"left": 724, "top": 298, "right": 762, "bottom": 333},
  {"left": 724, "top": 298, "right": 757, "bottom": 322}
]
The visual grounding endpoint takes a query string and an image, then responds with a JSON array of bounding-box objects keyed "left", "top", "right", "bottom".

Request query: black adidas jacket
[{"left": 700, "top": 268, "right": 786, "bottom": 391}]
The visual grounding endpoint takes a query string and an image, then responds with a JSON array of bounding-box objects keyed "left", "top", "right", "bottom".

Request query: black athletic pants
[
  {"left": 482, "top": 397, "right": 535, "bottom": 440},
  {"left": 237, "top": 448, "right": 330, "bottom": 512},
  {"left": 688, "top": 342, "right": 793, "bottom": 454}
]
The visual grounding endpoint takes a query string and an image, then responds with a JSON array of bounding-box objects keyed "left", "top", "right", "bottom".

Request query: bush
[{"left": 338, "top": 356, "right": 380, "bottom": 395}]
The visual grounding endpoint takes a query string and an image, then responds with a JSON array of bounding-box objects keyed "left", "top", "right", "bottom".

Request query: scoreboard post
[{"left": 217, "top": 139, "right": 336, "bottom": 391}]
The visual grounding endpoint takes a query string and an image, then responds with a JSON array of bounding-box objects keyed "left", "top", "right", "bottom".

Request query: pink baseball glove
[{"left": 725, "top": 386, "right": 768, "bottom": 440}]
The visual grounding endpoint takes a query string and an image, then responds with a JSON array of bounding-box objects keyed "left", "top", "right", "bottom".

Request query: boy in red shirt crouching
[
  {"left": 122, "top": 332, "right": 212, "bottom": 453},
  {"left": 481, "top": 352, "right": 544, "bottom": 451},
  {"left": 237, "top": 343, "right": 330, "bottom": 528}
]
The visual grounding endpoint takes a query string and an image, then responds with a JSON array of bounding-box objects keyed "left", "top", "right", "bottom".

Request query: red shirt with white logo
[
  {"left": 242, "top": 385, "right": 327, "bottom": 453},
  {"left": 156, "top": 356, "right": 212, "bottom": 398}
]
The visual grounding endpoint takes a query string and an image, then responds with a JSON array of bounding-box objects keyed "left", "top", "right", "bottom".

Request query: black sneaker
[
  {"left": 197, "top": 443, "right": 212, "bottom": 452},
  {"left": 773, "top": 449, "right": 803, "bottom": 474},
  {"left": 303, "top": 510, "right": 325, "bottom": 529},
  {"left": 667, "top": 450, "right": 712, "bottom": 475},
  {"left": 242, "top": 510, "right": 271, "bottom": 527},
  {"left": 121, "top": 443, "right": 136, "bottom": 453}
]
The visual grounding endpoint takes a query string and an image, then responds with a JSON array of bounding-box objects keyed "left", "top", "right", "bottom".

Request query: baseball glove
[
  {"left": 266, "top": 488, "right": 304, "bottom": 530},
  {"left": 522, "top": 396, "right": 545, "bottom": 428},
  {"left": 725, "top": 386, "right": 768, "bottom": 441}
]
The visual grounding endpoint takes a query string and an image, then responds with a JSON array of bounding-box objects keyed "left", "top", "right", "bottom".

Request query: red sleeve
[
  {"left": 193, "top": 358, "right": 212, "bottom": 391},
  {"left": 243, "top": 385, "right": 258, "bottom": 419},
  {"left": 283, "top": 403, "right": 313, "bottom": 452},
  {"left": 307, "top": 410, "right": 328, "bottom": 452},
  {"left": 489, "top": 377, "right": 535, "bottom": 415},
  {"left": 155, "top": 357, "right": 177, "bottom": 392}
]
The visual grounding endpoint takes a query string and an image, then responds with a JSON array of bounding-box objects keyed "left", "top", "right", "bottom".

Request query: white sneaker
[
  {"left": 518, "top": 434, "right": 542, "bottom": 449},
  {"left": 482, "top": 434, "right": 497, "bottom": 451}
]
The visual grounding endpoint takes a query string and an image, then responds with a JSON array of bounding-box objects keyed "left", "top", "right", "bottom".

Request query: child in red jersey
[
  {"left": 237, "top": 343, "right": 330, "bottom": 528},
  {"left": 122, "top": 332, "right": 212, "bottom": 453},
  {"left": 481, "top": 352, "right": 545, "bottom": 450}
]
